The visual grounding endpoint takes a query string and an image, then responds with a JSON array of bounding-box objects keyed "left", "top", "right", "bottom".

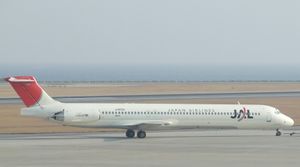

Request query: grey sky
[{"left": 0, "top": 0, "right": 300, "bottom": 80}]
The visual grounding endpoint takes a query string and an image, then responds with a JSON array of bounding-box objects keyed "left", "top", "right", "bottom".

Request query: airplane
[{"left": 3, "top": 76, "right": 294, "bottom": 138}]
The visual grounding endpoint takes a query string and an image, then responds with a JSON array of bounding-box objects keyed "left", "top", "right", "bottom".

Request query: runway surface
[
  {"left": 1, "top": 91, "right": 300, "bottom": 104},
  {"left": 0, "top": 129, "right": 299, "bottom": 167}
]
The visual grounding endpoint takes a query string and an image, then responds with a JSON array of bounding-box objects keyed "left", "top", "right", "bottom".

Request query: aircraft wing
[{"left": 120, "top": 120, "right": 175, "bottom": 130}]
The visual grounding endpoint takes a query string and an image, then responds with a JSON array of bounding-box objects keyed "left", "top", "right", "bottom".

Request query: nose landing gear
[{"left": 275, "top": 129, "right": 282, "bottom": 136}]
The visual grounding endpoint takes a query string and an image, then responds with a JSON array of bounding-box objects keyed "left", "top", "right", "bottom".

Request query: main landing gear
[
  {"left": 126, "top": 129, "right": 135, "bottom": 138},
  {"left": 137, "top": 130, "right": 146, "bottom": 138},
  {"left": 276, "top": 129, "right": 282, "bottom": 136},
  {"left": 125, "top": 129, "right": 146, "bottom": 139}
]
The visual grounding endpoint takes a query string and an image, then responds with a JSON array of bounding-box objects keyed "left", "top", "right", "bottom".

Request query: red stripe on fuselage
[{"left": 6, "top": 76, "right": 42, "bottom": 107}]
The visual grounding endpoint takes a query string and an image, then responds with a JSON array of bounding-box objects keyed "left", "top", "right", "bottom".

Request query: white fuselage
[
  {"left": 6, "top": 76, "right": 294, "bottom": 138},
  {"left": 21, "top": 102, "right": 294, "bottom": 130}
]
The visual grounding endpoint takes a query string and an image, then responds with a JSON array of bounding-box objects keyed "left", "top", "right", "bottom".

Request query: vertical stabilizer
[{"left": 5, "top": 76, "right": 57, "bottom": 107}]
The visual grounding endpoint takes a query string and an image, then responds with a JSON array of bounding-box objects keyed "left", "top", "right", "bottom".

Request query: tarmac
[{"left": 0, "top": 129, "right": 299, "bottom": 167}]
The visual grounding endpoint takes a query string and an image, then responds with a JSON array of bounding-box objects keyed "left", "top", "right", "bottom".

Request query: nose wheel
[{"left": 276, "top": 129, "right": 282, "bottom": 136}]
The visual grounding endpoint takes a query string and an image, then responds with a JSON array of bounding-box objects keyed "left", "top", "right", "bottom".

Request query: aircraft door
[
  {"left": 98, "top": 109, "right": 101, "bottom": 120},
  {"left": 266, "top": 112, "right": 272, "bottom": 122}
]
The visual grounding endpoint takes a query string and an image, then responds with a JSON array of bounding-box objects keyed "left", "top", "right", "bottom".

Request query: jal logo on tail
[{"left": 231, "top": 107, "right": 253, "bottom": 121}]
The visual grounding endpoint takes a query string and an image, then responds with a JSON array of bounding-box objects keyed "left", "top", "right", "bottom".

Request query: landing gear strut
[
  {"left": 126, "top": 129, "right": 135, "bottom": 138},
  {"left": 276, "top": 129, "right": 282, "bottom": 136}
]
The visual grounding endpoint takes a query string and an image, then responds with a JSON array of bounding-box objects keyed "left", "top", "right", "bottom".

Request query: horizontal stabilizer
[{"left": 6, "top": 77, "right": 35, "bottom": 83}]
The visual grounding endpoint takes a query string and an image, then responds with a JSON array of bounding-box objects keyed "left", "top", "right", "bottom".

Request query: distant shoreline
[{"left": 2, "top": 80, "right": 300, "bottom": 86}]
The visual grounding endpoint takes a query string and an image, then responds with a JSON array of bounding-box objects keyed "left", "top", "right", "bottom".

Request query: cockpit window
[{"left": 274, "top": 109, "right": 280, "bottom": 114}]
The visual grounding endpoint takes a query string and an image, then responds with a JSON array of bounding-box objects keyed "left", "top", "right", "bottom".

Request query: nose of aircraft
[
  {"left": 283, "top": 115, "right": 294, "bottom": 127},
  {"left": 288, "top": 117, "right": 295, "bottom": 126}
]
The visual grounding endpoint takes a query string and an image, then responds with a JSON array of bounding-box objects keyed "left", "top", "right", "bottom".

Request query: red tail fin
[{"left": 5, "top": 76, "right": 51, "bottom": 107}]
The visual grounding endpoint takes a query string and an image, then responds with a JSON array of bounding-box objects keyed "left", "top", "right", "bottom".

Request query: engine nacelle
[{"left": 51, "top": 109, "right": 99, "bottom": 124}]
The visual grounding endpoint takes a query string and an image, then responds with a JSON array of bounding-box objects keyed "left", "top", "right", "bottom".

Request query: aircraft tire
[
  {"left": 137, "top": 130, "right": 146, "bottom": 138},
  {"left": 276, "top": 129, "right": 282, "bottom": 136},
  {"left": 126, "top": 129, "right": 135, "bottom": 138}
]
